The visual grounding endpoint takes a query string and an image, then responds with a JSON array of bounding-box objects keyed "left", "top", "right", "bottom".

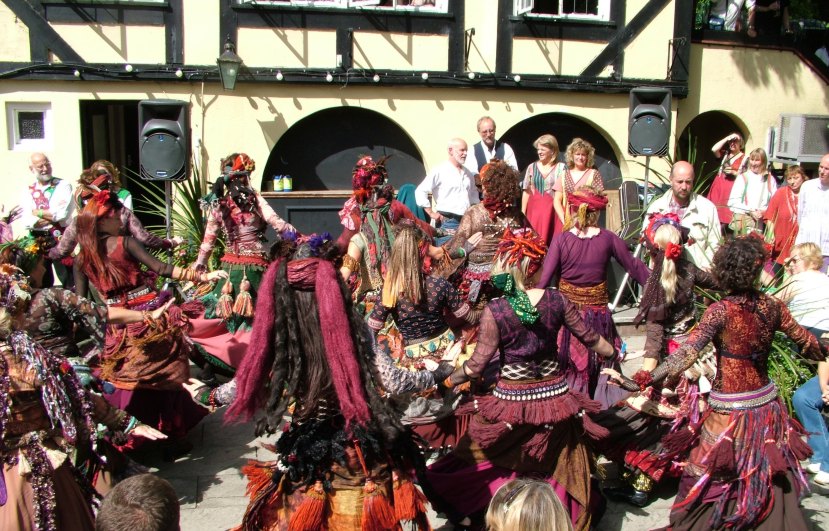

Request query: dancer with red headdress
[
  {"left": 73, "top": 190, "right": 225, "bottom": 454},
  {"left": 538, "top": 185, "right": 650, "bottom": 409},
  {"left": 426, "top": 227, "right": 617, "bottom": 531},
  {"left": 189, "top": 153, "right": 298, "bottom": 377},
  {"left": 591, "top": 213, "right": 719, "bottom": 507}
]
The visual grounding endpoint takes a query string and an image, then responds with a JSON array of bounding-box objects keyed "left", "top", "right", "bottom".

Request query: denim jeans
[
  {"left": 435, "top": 217, "right": 460, "bottom": 246},
  {"left": 793, "top": 375, "right": 829, "bottom": 472}
]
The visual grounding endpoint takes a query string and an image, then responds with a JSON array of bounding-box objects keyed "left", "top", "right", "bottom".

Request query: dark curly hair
[
  {"left": 711, "top": 235, "right": 768, "bottom": 293},
  {"left": 481, "top": 160, "right": 521, "bottom": 209}
]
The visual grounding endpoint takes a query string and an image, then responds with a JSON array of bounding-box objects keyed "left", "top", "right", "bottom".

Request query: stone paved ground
[{"left": 140, "top": 332, "right": 829, "bottom": 530}]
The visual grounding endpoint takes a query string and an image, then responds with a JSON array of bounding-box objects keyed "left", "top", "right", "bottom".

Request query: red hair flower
[{"left": 664, "top": 241, "right": 682, "bottom": 261}]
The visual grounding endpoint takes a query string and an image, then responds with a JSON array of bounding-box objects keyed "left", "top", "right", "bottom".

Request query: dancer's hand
[
  {"left": 423, "top": 359, "right": 439, "bottom": 371},
  {"left": 206, "top": 270, "right": 229, "bottom": 281},
  {"left": 2, "top": 205, "right": 21, "bottom": 224},
  {"left": 149, "top": 300, "right": 174, "bottom": 321},
  {"left": 131, "top": 424, "right": 168, "bottom": 440},
  {"left": 183, "top": 378, "right": 210, "bottom": 401},
  {"left": 601, "top": 367, "right": 624, "bottom": 384},
  {"left": 169, "top": 236, "right": 185, "bottom": 248},
  {"left": 442, "top": 340, "right": 464, "bottom": 364}
]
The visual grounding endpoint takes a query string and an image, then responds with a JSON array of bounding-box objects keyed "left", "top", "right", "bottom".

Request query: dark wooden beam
[
  {"left": 447, "top": 0, "right": 464, "bottom": 72},
  {"left": 670, "top": 0, "right": 693, "bottom": 81},
  {"left": 495, "top": 0, "right": 512, "bottom": 74},
  {"left": 165, "top": 0, "right": 183, "bottom": 64},
  {"left": 336, "top": 27, "right": 353, "bottom": 70},
  {"left": 2, "top": 0, "right": 85, "bottom": 63},
  {"left": 581, "top": 0, "right": 672, "bottom": 77},
  {"left": 219, "top": 0, "right": 238, "bottom": 56}
]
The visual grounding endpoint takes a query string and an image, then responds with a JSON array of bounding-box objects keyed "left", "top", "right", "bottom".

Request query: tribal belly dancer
[
  {"left": 368, "top": 221, "right": 478, "bottom": 450},
  {"left": 608, "top": 235, "right": 827, "bottom": 531},
  {"left": 0, "top": 266, "right": 166, "bottom": 531},
  {"left": 439, "top": 161, "right": 528, "bottom": 340},
  {"left": 593, "top": 214, "right": 719, "bottom": 507},
  {"left": 538, "top": 186, "right": 650, "bottom": 409},
  {"left": 191, "top": 153, "right": 298, "bottom": 376},
  {"left": 73, "top": 191, "right": 226, "bottom": 451},
  {"left": 226, "top": 242, "right": 434, "bottom": 531},
  {"left": 426, "top": 228, "right": 618, "bottom": 531}
]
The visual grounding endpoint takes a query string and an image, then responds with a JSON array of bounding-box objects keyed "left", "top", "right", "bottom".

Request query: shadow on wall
[
  {"left": 262, "top": 107, "right": 425, "bottom": 191},
  {"left": 501, "top": 113, "right": 622, "bottom": 189}
]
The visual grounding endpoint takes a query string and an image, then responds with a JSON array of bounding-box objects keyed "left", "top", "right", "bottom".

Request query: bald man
[
  {"left": 415, "top": 138, "right": 479, "bottom": 244},
  {"left": 19, "top": 152, "right": 74, "bottom": 286},
  {"left": 646, "top": 161, "right": 721, "bottom": 270}
]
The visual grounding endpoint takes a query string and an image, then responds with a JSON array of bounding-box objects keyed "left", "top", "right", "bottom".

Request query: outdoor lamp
[{"left": 217, "top": 37, "right": 243, "bottom": 91}]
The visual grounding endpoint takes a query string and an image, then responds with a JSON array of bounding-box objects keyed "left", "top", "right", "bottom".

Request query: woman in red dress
[
  {"left": 763, "top": 165, "right": 807, "bottom": 278},
  {"left": 521, "top": 134, "right": 567, "bottom": 246}
]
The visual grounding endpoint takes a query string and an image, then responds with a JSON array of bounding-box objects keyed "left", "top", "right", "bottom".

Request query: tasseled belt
[
  {"left": 558, "top": 279, "right": 608, "bottom": 306},
  {"left": 492, "top": 374, "right": 568, "bottom": 402},
  {"left": 708, "top": 382, "right": 778, "bottom": 412}
]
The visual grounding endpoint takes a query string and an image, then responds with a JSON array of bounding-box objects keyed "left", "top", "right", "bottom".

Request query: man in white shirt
[
  {"left": 20, "top": 152, "right": 74, "bottom": 286},
  {"left": 795, "top": 153, "right": 829, "bottom": 273},
  {"left": 464, "top": 116, "right": 518, "bottom": 178},
  {"left": 646, "top": 161, "right": 721, "bottom": 270},
  {"left": 416, "top": 138, "right": 479, "bottom": 244}
]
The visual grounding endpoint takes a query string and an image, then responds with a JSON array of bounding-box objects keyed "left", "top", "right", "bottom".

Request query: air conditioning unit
[{"left": 773, "top": 113, "right": 829, "bottom": 163}]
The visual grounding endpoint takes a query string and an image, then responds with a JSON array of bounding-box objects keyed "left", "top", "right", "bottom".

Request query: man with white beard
[{"left": 19, "top": 152, "right": 74, "bottom": 286}]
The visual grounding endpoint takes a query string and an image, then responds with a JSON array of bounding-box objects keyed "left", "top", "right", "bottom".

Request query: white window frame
[
  {"left": 515, "top": 0, "right": 611, "bottom": 22},
  {"left": 6, "top": 102, "right": 52, "bottom": 152}
]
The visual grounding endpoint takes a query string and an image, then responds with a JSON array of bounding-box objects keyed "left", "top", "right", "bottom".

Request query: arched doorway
[
  {"left": 263, "top": 107, "right": 424, "bottom": 191},
  {"left": 677, "top": 111, "right": 746, "bottom": 192},
  {"left": 500, "top": 113, "right": 622, "bottom": 190}
]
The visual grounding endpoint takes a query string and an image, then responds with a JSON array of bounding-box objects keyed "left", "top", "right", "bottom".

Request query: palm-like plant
[{"left": 129, "top": 166, "right": 224, "bottom": 270}]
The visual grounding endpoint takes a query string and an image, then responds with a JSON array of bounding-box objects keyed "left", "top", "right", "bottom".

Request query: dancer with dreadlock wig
[
  {"left": 190, "top": 153, "right": 298, "bottom": 376},
  {"left": 591, "top": 214, "right": 719, "bottom": 507},
  {"left": 538, "top": 185, "right": 650, "bottom": 409},
  {"left": 336, "top": 155, "right": 434, "bottom": 254},
  {"left": 73, "top": 191, "right": 226, "bottom": 455},
  {"left": 439, "top": 160, "right": 528, "bottom": 334},
  {"left": 227, "top": 239, "right": 435, "bottom": 531},
  {"left": 0, "top": 265, "right": 166, "bottom": 531},
  {"left": 339, "top": 155, "right": 437, "bottom": 314},
  {"left": 427, "top": 228, "right": 617, "bottom": 531},
  {"left": 607, "top": 235, "right": 827, "bottom": 531}
]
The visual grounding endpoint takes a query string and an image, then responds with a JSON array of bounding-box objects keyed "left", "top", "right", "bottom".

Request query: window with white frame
[
  {"left": 515, "top": 0, "right": 610, "bottom": 21},
  {"left": 6, "top": 103, "right": 52, "bottom": 151},
  {"left": 238, "top": 0, "right": 448, "bottom": 12}
]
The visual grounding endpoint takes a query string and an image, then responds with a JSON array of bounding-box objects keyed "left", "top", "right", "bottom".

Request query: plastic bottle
[
  {"left": 273, "top": 175, "right": 283, "bottom": 192},
  {"left": 282, "top": 174, "right": 292, "bottom": 192}
]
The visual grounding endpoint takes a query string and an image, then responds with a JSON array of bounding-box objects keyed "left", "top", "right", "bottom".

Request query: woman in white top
[
  {"left": 727, "top": 148, "right": 778, "bottom": 234},
  {"left": 775, "top": 242, "right": 829, "bottom": 334}
]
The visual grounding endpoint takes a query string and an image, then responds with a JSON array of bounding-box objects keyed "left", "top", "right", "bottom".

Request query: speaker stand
[{"left": 160, "top": 179, "right": 186, "bottom": 301}]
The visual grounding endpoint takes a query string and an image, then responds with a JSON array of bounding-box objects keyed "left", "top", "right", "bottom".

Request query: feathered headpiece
[
  {"left": 351, "top": 155, "right": 390, "bottom": 204},
  {"left": 495, "top": 227, "right": 547, "bottom": 278}
]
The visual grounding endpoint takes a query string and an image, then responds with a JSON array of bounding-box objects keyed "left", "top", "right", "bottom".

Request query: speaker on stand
[{"left": 137, "top": 99, "right": 191, "bottom": 296}]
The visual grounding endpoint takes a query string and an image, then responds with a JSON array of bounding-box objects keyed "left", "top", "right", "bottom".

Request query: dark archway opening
[
  {"left": 500, "top": 113, "right": 622, "bottom": 190},
  {"left": 263, "top": 107, "right": 425, "bottom": 191},
  {"left": 677, "top": 111, "right": 745, "bottom": 192}
]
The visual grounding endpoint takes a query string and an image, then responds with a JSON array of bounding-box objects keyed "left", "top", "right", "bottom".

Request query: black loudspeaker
[
  {"left": 628, "top": 87, "right": 672, "bottom": 157},
  {"left": 138, "top": 99, "right": 190, "bottom": 181}
]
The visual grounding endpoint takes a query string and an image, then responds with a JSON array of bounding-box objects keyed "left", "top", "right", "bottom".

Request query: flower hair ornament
[
  {"left": 351, "top": 155, "right": 391, "bottom": 204},
  {"left": 664, "top": 242, "right": 682, "bottom": 261}
]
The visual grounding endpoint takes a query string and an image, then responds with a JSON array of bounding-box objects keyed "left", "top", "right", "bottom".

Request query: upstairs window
[{"left": 515, "top": 0, "right": 610, "bottom": 21}]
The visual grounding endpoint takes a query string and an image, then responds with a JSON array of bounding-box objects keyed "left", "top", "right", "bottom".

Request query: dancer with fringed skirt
[
  {"left": 607, "top": 235, "right": 828, "bottom": 531},
  {"left": 426, "top": 228, "right": 617, "bottom": 531}
]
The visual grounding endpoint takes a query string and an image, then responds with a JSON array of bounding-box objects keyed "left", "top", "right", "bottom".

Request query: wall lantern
[{"left": 217, "top": 37, "right": 243, "bottom": 91}]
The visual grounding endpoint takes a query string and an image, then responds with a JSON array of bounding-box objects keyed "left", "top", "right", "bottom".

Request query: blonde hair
[
  {"left": 789, "top": 242, "right": 823, "bottom": 271},
  {"left": 486, "top": 478, "right": 573, "bottom": 531},
  {"left": 565, "top": 138, "right": 595, "bottom": 169},
  {"left": 746, "top": 148, "right": 768, "bottom": 172},
  {"left": 491, "top": 253, "right": 534, "bottom": 292},
  {"left": 654, "top": 223, "right": 681, "bottom": 304},
  {"left": 533, "top": 134, "right": 559, "bottom": 158},
  {"left": 381, "top": 224, "right": 423, "bottom": 308},
  {"left": 563, "top": 185, "right": 603, "bottom": 231}
]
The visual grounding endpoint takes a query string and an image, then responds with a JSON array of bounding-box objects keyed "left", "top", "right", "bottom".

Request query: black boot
[{"left": 604, "top": 483, "right": 650, "bottom": 508}]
